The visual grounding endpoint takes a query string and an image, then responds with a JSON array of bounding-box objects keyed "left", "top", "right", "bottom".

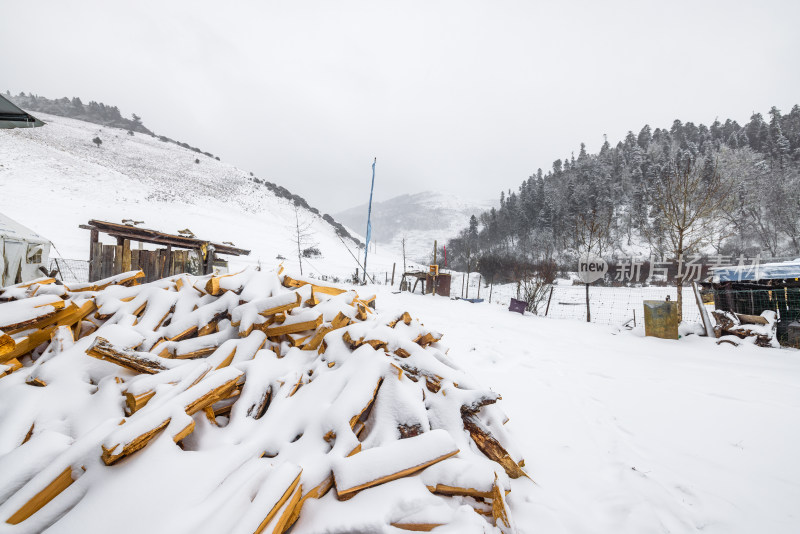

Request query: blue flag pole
[{"left": 363, "top": 157, "right": 376, "bottom": 283}]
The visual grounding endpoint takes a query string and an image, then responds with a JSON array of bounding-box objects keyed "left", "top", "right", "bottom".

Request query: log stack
[
  {"left": 0, "top": 267, "right": 528, "bottom": 533},
  {"left": 712, "top": 309, "right": 780, "bottom": 348}
]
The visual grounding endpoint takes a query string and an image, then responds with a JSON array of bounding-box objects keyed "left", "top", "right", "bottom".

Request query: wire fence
[
  {"left": 713, "top": 287, "right": 800, "bottom": 343},
  {"left": 49, "top": 258, "right": 89, "bottom": 284},
  {"left": 541, "top": 285, "right": 703, "bottom": 326}
]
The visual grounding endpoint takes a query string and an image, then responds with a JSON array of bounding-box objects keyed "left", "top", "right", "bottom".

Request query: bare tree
[
  {"left": 574, "top": 209, "right": 613, "bottom": 322},
  {"left": 649, "top": 158, "right": 730, "bottom": 320},
  {"left": 520, "top": 259, "right": 558, "bottom": 314},
  {"left": 292, "top": 204, "right": 315, "bottom": 276}
]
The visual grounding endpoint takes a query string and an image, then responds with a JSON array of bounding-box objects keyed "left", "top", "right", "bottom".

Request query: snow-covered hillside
[
  {"left": 0, "top": 113, "right": 402, "bottom": 280},
  {"left": 335, "top": 192, "right": 495, "bottom": 263}
]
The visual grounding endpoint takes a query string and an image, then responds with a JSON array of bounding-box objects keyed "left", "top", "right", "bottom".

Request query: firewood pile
[
  {"left": 712, "top": 309, "right": 779, "bottom": 348},
  {"left": 0, "top": 267, "right": 527, "bottom": 533}
]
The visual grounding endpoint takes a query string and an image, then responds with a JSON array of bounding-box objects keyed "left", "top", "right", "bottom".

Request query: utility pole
[{"left": 363, "top": 157, "right": 376, "bottom": 284}]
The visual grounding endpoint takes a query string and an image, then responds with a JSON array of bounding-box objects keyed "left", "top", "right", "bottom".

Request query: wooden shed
[
  {"left": 400, "top": 270, "right": 452, "bottom": 297},
  {"left": 82, "top": 220, "right": 250, "bottom": 283},
  {"left": 708, "top": 258, "right": 800, "bottom": 345}
]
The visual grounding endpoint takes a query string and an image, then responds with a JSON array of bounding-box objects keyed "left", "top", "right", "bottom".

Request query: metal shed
[{"left": 709, "top": 258, "right": 800, "bottom": 345}]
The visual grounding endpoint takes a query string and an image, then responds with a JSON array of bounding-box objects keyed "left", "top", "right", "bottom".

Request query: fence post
[
  {"left": 391, "top": 263, "right": 396, "bottom": 286},
  {"left": 585, "top": 283, "right": 591, "bottom": 323},
  {"left": 545, "top": 286, "right": 554, "bottom": 316}
]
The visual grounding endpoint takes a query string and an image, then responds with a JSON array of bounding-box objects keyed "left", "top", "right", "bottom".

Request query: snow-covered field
[{"left": 376, "top": 287, "right": 800, "bottom": 533}]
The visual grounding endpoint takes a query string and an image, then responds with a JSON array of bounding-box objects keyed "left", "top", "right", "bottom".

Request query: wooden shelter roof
[{"left": 83, "top": 220, "right": 250, "bottom": 256}]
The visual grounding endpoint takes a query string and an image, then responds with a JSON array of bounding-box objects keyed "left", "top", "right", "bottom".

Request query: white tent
[{"left": 0, "top": 213, "right": 51, "bottom": 286}]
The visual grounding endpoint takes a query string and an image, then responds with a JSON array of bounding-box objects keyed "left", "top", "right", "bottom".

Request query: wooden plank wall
[{"left": 89, "top": 243, "right": 193, "bottom": 282}]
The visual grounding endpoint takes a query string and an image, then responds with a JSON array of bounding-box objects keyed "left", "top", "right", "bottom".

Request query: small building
[
  {"left": 0, "top": 94, "right": 44, "bottom": 129},
  {"left": 0, "top": 213, "right": 51, "bottom": 286},
  {"left": 82, "top": 220, "right": 250, "bottom": 283},
  {"left": 400, "top": 270, "right": 452, "bottom": 297},
  {"left": 708, "top": 258, "right": 800, "bottom": 345}
]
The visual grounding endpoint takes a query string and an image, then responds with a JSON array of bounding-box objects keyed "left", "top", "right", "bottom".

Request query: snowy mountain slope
[
  {"left": 335, "top": 191, "right": 495, "bottom": 263},
  {"left": 0, "top": 112, "right": 401, "bottom": 279}
]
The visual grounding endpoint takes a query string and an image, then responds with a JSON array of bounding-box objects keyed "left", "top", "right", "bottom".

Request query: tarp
[
  {"left": 0, "top": 94, "right": 45, "bottom": 129},
  {"left": 713, "top": 258, "right": 800, "bottom": 283},
  {"left": 0, "top": 213, "right": 51, "bottom": 286}
]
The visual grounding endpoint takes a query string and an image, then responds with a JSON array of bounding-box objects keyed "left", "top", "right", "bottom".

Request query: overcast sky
[{"left": 4, "top": 1, "right": 799, "bottom": 213}]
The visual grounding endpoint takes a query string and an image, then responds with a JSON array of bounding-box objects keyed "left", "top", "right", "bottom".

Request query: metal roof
[
  {"left": 0, "top": 94, "right": 45, "bottom": 129},
  {"left": 84, "top": 220, "right": 250, "bottom": 256},
  {"left": 713, "top": 258, "right": 800, "bottom": 283}
]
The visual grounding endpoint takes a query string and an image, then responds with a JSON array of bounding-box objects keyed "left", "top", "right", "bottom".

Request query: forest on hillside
[
  {"left": 447, "top": 106, "right": 800, "bottom": 282},
  {"left": 7, "top": 91, "right": 153, "bottom": 134}
]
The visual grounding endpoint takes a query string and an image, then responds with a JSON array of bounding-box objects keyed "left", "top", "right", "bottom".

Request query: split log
[
  {"left": 265, "top": 315, "right": 323, "bottom": 338},
  {"left": 66, "top": 270, "right": 144, "bottom": 292},
  {"left": 490, "top": 476, "right": 513, "bottom": 533},
  {"left": 249, "top": 464, "right": 303, "bottom": 534},
  {"left": 0, "top": 295, "right": 66, "bottom": 335},
  {"left": 333, "top": 429, "right": 459, "bottom": 500},
  {"left": 282, "top": 275, "right": 347, "bottom": 296},
  {"left": 462, "top": 413, "right": 528, "bottom": 480},
  {"left": 0, "top": 330, "right": 14, "bottom": 359},
  {"left": 736, "top": 313, "right": 769, "bottom": 325},
  {"left": 0, "top": 358, "right": 22, "bottom": 378},
  {"left": 87, "top": 337, "right": 182, "bottom": 374},
  {"left": 5, "top": 467, "right": 74, "bottom": 525}
]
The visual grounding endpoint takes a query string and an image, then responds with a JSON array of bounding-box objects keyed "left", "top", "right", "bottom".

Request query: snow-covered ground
[
  {"left": 371, "top": 286, "right": 800, "bottom": 533},
  {"left": 3, "top": 113, "right": 799, "bottom": 533}
]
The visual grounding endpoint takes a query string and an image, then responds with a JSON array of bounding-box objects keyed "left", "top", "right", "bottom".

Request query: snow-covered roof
[
  {"left": 713, "top": 258, "right": 800, "bottom": 283},
  {"left": 0, "top": 212, "right": 50, "bottom": 244}
]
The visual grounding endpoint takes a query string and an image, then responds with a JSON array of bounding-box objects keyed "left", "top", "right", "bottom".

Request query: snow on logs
[{"left": 0, "top": 267, "right": 527, "bottom": 532}]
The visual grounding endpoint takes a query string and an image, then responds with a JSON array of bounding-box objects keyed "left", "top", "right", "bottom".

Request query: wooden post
[
  {"left": 355, "top": 268, "right": 359, "bottom": 283},
  {"left": 391, "top": 263, "right": 396, "bottom": 286},
  {"left": 138, "top": 251, "right": 149, "bottom": 282},
  {"left": 477, "top": 275, "right": 481, "bottom": 299},
  {"left": 113, "top": 245, "right": 123, "bottom": 275},
  {"left": 585, "top": 283, "right": 591, "bottom": 323},
  {"left": 461, "top": 273, "right": 465, "bottom": 298},
  {"left": 88, "top": 228, "right": 99, "bottom": 281},
  {"left": 544, "top": 286, "right": 554, "bottom": 316},
  {"left": 122, "top": 240, "right": 131, "bottom": 272},
  {"left": 465, "top": 273, "right": 469, "bottom": 299},
  {"left": 130, "top": 249, "right": 140, "bottom": 272},
  {"left": 489, "top": 275, "right": 494, "bottom": 303},
  {"left": 101, "top": 245, "right": 114, "bottom": 279},
  {"left": 432, "top": 240, "right": 437, "bottom": 296},
  {"left": 90, "top": 242, "right": 102, "bottom": 282}
]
